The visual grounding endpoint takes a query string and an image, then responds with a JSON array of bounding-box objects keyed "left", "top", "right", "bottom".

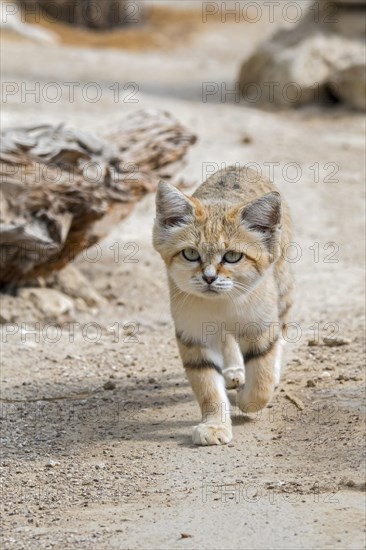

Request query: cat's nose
[{"left": 203, "top": 274, "right": 218, "bottom": 285}]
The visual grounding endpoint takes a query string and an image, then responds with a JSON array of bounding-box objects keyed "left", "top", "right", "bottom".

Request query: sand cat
[{"left": 153, "top": 166, "right": 293, "bottom": 445}]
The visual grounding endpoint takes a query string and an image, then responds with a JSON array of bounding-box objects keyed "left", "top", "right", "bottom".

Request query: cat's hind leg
[
  {"left": 237, "top": 338, "right": 279, "bottom": 413},
  {"left": 274, "top": 336, "right": 285, "bottom": 388},
  {"left": 222, "top": 334, "right": 245, "bottom": 390}
]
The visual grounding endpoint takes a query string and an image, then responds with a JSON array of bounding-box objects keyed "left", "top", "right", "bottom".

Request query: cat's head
[{"left": 153, "top": 181, "right": 282, "bottom": 299}]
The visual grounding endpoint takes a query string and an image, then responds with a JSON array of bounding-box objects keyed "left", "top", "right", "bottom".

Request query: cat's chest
[
  {"left": 173, "top": 298, "right": 249, "bottom": 341},
  {"left": 172, "top": 294, "right": 277, "bottom": 349}
]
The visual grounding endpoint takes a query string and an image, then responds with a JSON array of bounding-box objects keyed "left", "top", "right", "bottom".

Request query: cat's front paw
[
  {"left": 192, "top": 423, "right": 232, "bottom": 446},
  {"left": 223, "top": 367, "right": 245, "bottom": 389}
]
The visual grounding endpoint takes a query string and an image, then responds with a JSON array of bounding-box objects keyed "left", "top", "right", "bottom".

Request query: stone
[
  {"left": 328, "top": 8, "right": 366, "bottom": 39},
  {"left": 336, "top": 373, "right": 350, "bottom": 381},
  {"left": 19, "top": 288, "right": 74, "bottom": 318},
  {"left": 330, "top": 64, "right": 366, "bottom": 110},
  {"left": 320, "top": 371, "right": 331, "bottom": 378},
  {"left": 103, "top": 380, "right": 116, "bottom": 390},
  {"left": 323, "top": 336, "right": 351, "bottom": 347},
  {"left": 53, "top": 265, "right": 107, "bottom": 308},
  {"left": 318, "top": 0, "right": 366, "bottom": 38},
  {"left": 239, "top": 31, "right": 365, "bottom": 109},
  {"left": 238, "top": 0, "right": 366, "bottom": 110},
  {"left": 45, "top": 459, "right": 59, "bottom": 468},
  {"left": 331, "top": 0, "right": 365, "bottom": 5}
]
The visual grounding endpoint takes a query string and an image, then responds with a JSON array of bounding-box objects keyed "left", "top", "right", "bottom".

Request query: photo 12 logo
[
  {"left": 201, "top": 479, "right": 340, "bottom": 504},
  {"left": 1, "top": 1, "right": 143, "bottom": 26},
  {"left": 1, "top": 81, "right": 139, "bottom": 104},
  {"left": 202, "top": 2, "right": 339, "bottom": 24},
  {"left": 201, "top": 162, "right": 339, "bottom": 185},
  {"left": 202, "top": 80, "right": 342, "bottom": 106}
]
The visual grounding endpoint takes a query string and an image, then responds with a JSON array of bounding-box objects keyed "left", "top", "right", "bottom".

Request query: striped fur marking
[
  {"left": 176, "top": 331, "right": 206, "bottom": 348},
  {"left": 279, "top": 301, "right": 292, "bottom": 320},
  {"left": 244, "top": 335, "right": 278, "bottom": 363},
  {"left": 184, "top": 360, "right": 222, "bottom": 375}
]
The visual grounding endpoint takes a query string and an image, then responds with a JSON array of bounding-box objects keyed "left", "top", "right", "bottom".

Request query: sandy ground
[{"left": 1, "top": 4, "right": 365, "bottom": 549}]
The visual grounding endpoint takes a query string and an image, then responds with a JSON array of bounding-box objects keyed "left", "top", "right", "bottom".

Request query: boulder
[
  {"left": 238, "top": 0, "right": 366, "bottom": 110},
  {"left": 320, "top": 0, "right": 366, "bottom": 38},
  {"left": 239, "top": 30, "right": 365, "bottom": 108},
  {"left": 52, "top": 264, "right": 107, "bottom": 308},
  {"left": 18, "top": 288, "right": 74, "bottom": 318},
  {"left": 330, "top": 64, "right": 366, "bottom": 110}
]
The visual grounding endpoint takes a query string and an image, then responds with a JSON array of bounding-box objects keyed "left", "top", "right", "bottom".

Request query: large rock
[
  {"left": 331, "top": 64, "right": 366, "bottom": 110},
  {"left": 321, "top": 0, "right": 366, "bottom": 38},
  {"left": 238, "top": 0, "right": 366, "bottom": 110},
  {"left": 52, "top": 264, "right": 107, "bottom": 308},
  {"left": 239, "top": 0, "right": 366, "bottom": 110},
  {"left": 239, "top": 31, "right": 365, "bottom": 108},
  {"left": 19, "top": 288, "right": 74, "bottom": 318}
]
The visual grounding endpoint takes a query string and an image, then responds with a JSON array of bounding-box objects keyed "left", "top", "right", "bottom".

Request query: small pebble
[
  {"left": 45, "top": 459, "right": 59, "bottom": 468},
  {"left": 320, "top": 371, "right": 331, "bottom": 379},
  {"left": 323, "top": 337, "right": 350, "bottom": 347},
  {"left": 103, "top": 380, "right": 116, "bottom": 390},
  {"left": 337, "top": 373, "right": 350, "bottom": 381},
  {"left": 306, "top": 379, "right": 316, "bottom": 387},
  {"left": 124, "top": 324, "right": 137, "bottom": 336}
]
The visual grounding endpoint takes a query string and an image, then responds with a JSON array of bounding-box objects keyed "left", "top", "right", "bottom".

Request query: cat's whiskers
[
  {"left": 225, "top": 290, "right": 242, "bottom": 321},
  {"left": 233, "top": 280, "right": 260, "bottom": 296},
  {"left": 170, "top": 288, "right": 192, "bottom": 317},
  {"left": 232, "top": 283, "right": 266, "bottom": 308}
]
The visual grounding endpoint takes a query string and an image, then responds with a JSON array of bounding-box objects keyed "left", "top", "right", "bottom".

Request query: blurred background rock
[{"left": 239, "top": 0, "right": 366, "bottom": 110}]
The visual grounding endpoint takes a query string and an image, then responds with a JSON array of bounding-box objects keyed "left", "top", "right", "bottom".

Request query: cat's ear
[
  {"left": 239, "top": 192, "right": 282, "bottom": 259},
  {"left": 155, "top": 181, "right": 193, "bottom": 227},
  {"left": 240, "top": 192, "right": 282, "bottom": 233}
]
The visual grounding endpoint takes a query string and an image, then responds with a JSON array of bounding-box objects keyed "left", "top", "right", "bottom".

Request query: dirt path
[{"left": 1, "top": 6, "right": 365, "bottom": 549}]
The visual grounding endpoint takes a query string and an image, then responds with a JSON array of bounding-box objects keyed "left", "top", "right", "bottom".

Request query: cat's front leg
[{"left": 176, "top": 333, "right": 232, "bottom": 446}]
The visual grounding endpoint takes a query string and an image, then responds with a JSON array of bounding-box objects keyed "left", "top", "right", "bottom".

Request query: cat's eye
[
  {"left": 182, "top": 248, "right": 200, "bottom": 262},
  {"left": 223, "top": 251, "right": 243, "bottom": 264}
]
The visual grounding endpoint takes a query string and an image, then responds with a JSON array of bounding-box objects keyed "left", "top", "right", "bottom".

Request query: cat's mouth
[{"left": 203, "top": 286, "right": 222, "bottom": 295}]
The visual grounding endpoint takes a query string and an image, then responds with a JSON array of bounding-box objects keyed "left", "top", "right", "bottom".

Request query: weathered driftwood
[
  {"left": 20, "top": 0, "right": 146, "bottom": 29},
  {"left": 0, "top": 109, "right": 196, "bottom": 286}
]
